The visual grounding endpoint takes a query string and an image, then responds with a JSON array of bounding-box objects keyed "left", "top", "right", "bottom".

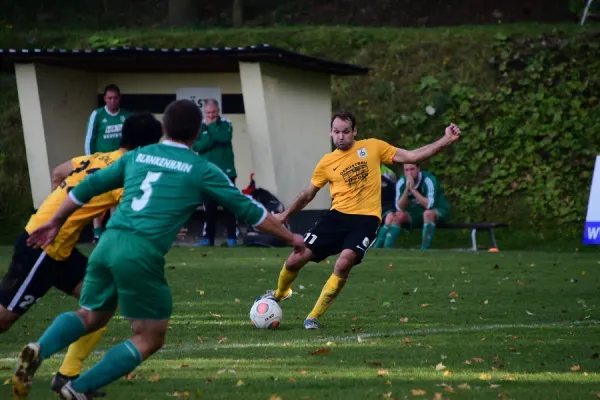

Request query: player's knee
[
  {"left": 384, "top": 212, "right": 396, "bottom": 225},
  {"left": 423, "top": 210, "right": 437, "bottom": 222},
  {"left": 0, "top": 311, "right": 18, "bottom": 333},
  {"left": 395, "top": 211, "right": 410, "bottom": 225},
  {"left": 286, "top": 250, "right": 312, "bottom": 271},
  {"left": 334, "top": 250, "right": 358, "bottom": 277}
]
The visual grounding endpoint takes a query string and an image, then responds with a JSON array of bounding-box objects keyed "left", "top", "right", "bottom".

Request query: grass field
[{"left": 0, "top": 245, "right": 599, "bottom": 399}]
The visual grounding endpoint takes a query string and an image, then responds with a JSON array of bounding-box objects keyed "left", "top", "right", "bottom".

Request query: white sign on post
[
  {"left": 583, "top": 155, "right": 600, "bottom": 245},
  {"left": 176, "top": 87, "right": 222, "bottom": 113}
]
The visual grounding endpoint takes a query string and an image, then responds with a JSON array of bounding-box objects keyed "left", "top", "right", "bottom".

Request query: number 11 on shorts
[{"left": 304, "top": 233, "right": 318, "bottom": 244}]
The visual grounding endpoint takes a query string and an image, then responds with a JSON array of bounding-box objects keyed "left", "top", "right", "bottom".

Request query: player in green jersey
[
  {"left": 374, "top": 163, "right": 450, "bottom": 250},
  {"left": 14, "top": 99, "right": 306, "bottom": 399},
  {"left": 85, "top": 84, "right": 132, "bottom": 244}
]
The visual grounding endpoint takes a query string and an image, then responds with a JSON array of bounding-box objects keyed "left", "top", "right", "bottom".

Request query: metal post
[{"left": 581, "top": 0, "right": 595, "bottom": 25}]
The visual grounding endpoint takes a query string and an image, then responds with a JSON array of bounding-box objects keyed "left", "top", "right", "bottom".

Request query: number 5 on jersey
[{"left": 132, "top": 171, "right": 162, "bottom": 211}]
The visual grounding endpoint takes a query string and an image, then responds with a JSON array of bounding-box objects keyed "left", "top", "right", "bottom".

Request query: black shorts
[
  {"left": 0, "top": 231, "right": 87, "bottom": 314},
  {"left": 304, "top": 210, "right": 380, "bottom": 264}
]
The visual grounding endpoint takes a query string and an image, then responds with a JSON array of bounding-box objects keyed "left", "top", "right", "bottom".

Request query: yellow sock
[
  {"left": 58, "top": 327, "right": 107, "bottom": 377},
  {"left": 274, "top": 263, "right": 298, "bottom": 299},
  {"left": 307, "top": 273, "right": 347, "bottom": 320}
]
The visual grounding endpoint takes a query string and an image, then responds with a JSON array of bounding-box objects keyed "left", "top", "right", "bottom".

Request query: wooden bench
[{"left": 438, "top": 222, "right": 509, "bottom": 251}]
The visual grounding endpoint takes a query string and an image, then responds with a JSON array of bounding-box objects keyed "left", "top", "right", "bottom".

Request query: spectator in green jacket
[{"left": 193, "top": 99, "right": 239, "bottom": 247}]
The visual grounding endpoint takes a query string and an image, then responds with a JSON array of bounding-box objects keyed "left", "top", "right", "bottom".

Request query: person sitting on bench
[{"left": 374, "top": 163, "right": 450, "bottom": 250}]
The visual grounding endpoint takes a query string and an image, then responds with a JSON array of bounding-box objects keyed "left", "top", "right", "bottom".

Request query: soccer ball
[{"left": 249, "top": 298, "right": 282, "bottom": 329}]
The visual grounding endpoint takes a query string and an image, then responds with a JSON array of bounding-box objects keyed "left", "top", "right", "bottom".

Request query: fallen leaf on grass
[
  {"left": 420, "top": 304, "right": 432, "bottom": 308},
  {"left": 301, "top": 370, "right": 308, "bottom": 375},
  {"left": 148, "top": 373, "right": 161, "bottom": 382},
  {"left": 288, "top": 377, "right": 296, "bottom": 383},
  {"left": 411, "top": 389, "right": 426, "bottom": 396},
  {"left": 596, "top": 392, "right": 600, "bottom": 399},
  {"left": 352, "top": 316, "right": 358, "bottom": 321},
  {"left": 481, "top": 337, "right": 487, "bottom": 341},
  {"left": 472, "top": 357, "right": 485, "bottom": 363},
  {"left": 517, "top": 280, "right": 525, "bottom": 285},
  {"left": 269, "top": 395, "right": 282, "bottom": 400},
  {"left": 404, "top": 337, "right": 412, "bottom": 344},
  {"left": 3, "top": 379, "right": 11, "bottom": 385},
  {"left": 508, "top": 346, "right": 517, "bottom": 352},
  {"left": 218, "top": 337, "right": 228, "bottom": 344},
  {"left": 168, "top": 392, "right": 190, "bottom": 398},
  {"left": 570, "top": 365, "right": 581, "bottom": 371},
  {"left": 378, "top": 369, "right": 389, "bottom": 376},
  {"left": 210, "top": 312, "right": 223, "bottom": 318},
  {"left": 382, "top": 392, "right": 393, "bottom": 399},
  {"left": 525, "top": 310, "right": 535, "bottom": 316},
  {"left": 443, "top": 386, "right": 454, "bottom": 393},
  {"left": 435, "top": 362, "right": 446, "bottom": 371},
  {"left": 197, "top": 290, "right": 205, "bottom": 295},
  {"left": 197, "top": 336, "right": 204, "bottom": 343},
  {"left": 385, "top": 380, "right": 392, "bottom": 385},
  {"left": 490, "top": 384, "right": 501, "bottom": 388},
  {"left": 479, "top": 373, "right": 492, "bottom": 380},
  {"left": 387, "top": 264, "right": 394, "bottom": 270},
  {"left": 125, "top": 373, "right": 137, "bottom": 380},
  {"left": 399, "top": 317, "right": 408, "bottom": 324},
  {"left": 484, "top": 300, "right": 489, "bottom": 305},
  {"left": 371, "top": 362, "right": 383, "bottom": 367},
  {"left": 236, "top": 380, "right": 244, "bottom": 386},
  {"left": 443, "top": 370, "right": 452, "bottom": 377},
  {"left": 234, "top": 298, "right": 240, "bottom": 303},
  {"left": 448, "top": 291, "right": 459, "bottom": 297},
  {"left": 458, "top": 383, "right": 471, "bottom": 390},
  {"left": 510, "top": 336, "right": 519, "bottom": 340},
  {"left": 309, "top": 348, "right": 331, "bottom": 355},
  {"left": 180, "top": 364, "right": 189, "bottom": 368},
  {"left": 434, "top": 393, "right": 443, "bottom": 400},
  {"left": 464, "top": 360, "right": 472, "bottom": 365}
]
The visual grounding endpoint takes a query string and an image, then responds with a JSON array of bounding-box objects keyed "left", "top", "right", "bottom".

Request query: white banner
[
  {"left": 176, "top": 87, "right": 222, "bottom": 113},
  {"left": 583, "top": 155, "right": 600, "bottom": 245}
]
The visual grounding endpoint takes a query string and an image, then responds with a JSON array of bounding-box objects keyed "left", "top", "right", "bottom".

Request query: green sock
[
  {"left": 93, "top": 227, "right": 103, "bottom": 238},
  {"left": 384, "top": 224, "right": 401, "bottom": 248},
  {"left": 72, "top": 339, "right": 142, "bottom": 393},
  {"left": 38, "top": 312, "right": 86, "bottom": 360},
  {"left": 373, "top": 225, "right": 389, "bottom": 248},
  {"left": 421, "top": 222, "right": 436, "bottom": 250}
]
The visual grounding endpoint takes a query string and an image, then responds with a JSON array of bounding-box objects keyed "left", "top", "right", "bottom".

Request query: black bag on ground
[{"left": 243, "top": 188, "right": 289, "bottom": 248}]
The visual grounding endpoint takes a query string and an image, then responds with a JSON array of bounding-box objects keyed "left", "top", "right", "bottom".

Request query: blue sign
[{"left": 584, "top": 156, "right": 600, "bottom": 245}]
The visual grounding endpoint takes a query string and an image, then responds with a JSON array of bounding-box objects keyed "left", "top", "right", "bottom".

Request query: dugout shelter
[{"left": 0, "top": 45, "right": 370, "bottom": 234}]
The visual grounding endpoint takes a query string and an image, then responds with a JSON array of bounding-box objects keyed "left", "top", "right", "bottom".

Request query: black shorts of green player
[{"left": 303, "top": 210, "right": 380, "bottom": 264}]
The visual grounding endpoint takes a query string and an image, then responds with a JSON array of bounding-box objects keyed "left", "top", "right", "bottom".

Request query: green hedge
[{"left": 0, "top": 24, "right": 599, "bottom": 239}]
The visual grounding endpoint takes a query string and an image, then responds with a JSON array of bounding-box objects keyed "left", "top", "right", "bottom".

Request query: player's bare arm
[
  {"left": 50, "top": 160, "right": 73, "bottom": 191},
  {"left": 392, "top": 124, "right": 461, "bottom": 164},
  {"left": 277, "top": 183, "right": 321, "bottom": 223},
  {"left": 26, "top": 195, "right": 82, "bottom": 248},
  {"left": 409, "top": 185, "right": 430, "bottom": 208},
  {"left": 256, "top": 214, "right": 306, "bottom": 254},
  {"left": 397, "top": 182, "right": 411, "bottom": 210}
]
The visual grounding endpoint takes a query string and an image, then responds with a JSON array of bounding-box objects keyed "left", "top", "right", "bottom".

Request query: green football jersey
[
  {"left": 84, "top": 106, "right": 132, "bottom": 155},
  {"left": 71, "top": 140, "right": 267, "bottom": 255},
  {"left": 395, "top": 171, "right": 450, "bottom": 211}
]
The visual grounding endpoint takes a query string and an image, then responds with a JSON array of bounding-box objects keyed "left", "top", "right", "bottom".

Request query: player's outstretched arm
[
  {"left": 393, "top": 124, "right": 461, "bottom": 164},
  {"left": 277, "top": 183, "right": 321, "bottom": 224},
  {"left": 26, "top": 195, "right": 82, "bottom": 248}
]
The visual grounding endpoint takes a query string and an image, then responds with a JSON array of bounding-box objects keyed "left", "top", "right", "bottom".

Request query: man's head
[
  {"left": 103, "top": 84, "right": 121, "bottom": 113},
  {"left": 120, "top": 112, "right": 163, "bottom": 150},
  {"left": 203, "top": 99, "right": 220, "bottom": 124},
  {"left": 330, "top": 111, "right": 357, "bottom": 151},
  {"left": 403, "top": 163, "right": 421, "bottom": 181},
  {"left": 162, "top": 99, "right": 203, "bottom": 143}
]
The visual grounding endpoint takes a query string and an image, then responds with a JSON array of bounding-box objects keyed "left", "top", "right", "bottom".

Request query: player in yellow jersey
[
  {"left": 0, "top": 112, "right": 162, "bottom": 397},
  {"left": 259, "top": 111, "right": 461, "bottom": 329}
]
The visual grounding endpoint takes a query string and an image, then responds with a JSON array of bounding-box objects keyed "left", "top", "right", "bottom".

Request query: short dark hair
[
  {"left": 103, "top": 84, "right": 120, "bottom": 96},
  {"left": 330, "top": 111, "right": 356, "bottom": 130},
  {"left": 162, "top": 99, "right": 203, "bottom": 141},
  {"left": 120, "top": 112, "right": 162, "bottom": 150}
]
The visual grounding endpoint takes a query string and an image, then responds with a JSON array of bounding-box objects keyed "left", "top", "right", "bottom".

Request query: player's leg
[
  {"left": 421, "top": 207, "right": 447, "bottom": 250},
  {"left": 12, "top": 246, "right": 117, "bottom": 399},
  {"left": 197, "top": 200, "right": 218, "bottom": 246},
  {"left": 383, "top": 210, "right": 411, "bottom": 248},
  {"left": 0, "top": 231, "right": 58, "bottom": 333},
  {"left": 64, "top": 230, "right": 172, "bottom": 397},
  {"left": 374, "top": 210, "right": 395, "bottom": 248},
  {"left": 305, "top": 214, "right": 379, "bottom": 329},
  {"left": 263, "top": 211, "right": 342, "bottom": 302},
  {"left": 50, "top": 248, "right": 108, "bottom": 395}
]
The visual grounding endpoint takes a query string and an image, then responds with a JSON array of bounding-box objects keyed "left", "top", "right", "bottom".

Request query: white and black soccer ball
[{"left": 249, "top": 298, "right": 282, "bottom": 329}]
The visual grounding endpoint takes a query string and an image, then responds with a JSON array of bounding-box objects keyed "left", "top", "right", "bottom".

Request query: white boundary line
[{"left": 0, "top": 320, "right": 597, "bottom": 362}]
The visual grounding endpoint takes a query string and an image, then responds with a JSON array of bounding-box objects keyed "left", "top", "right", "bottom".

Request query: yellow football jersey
[
  {"left": 25, "top": 150, "right": 124, "bottom": 261},
  {"left": 311, "top": 138, "right": 397, "bottom": 220}
]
